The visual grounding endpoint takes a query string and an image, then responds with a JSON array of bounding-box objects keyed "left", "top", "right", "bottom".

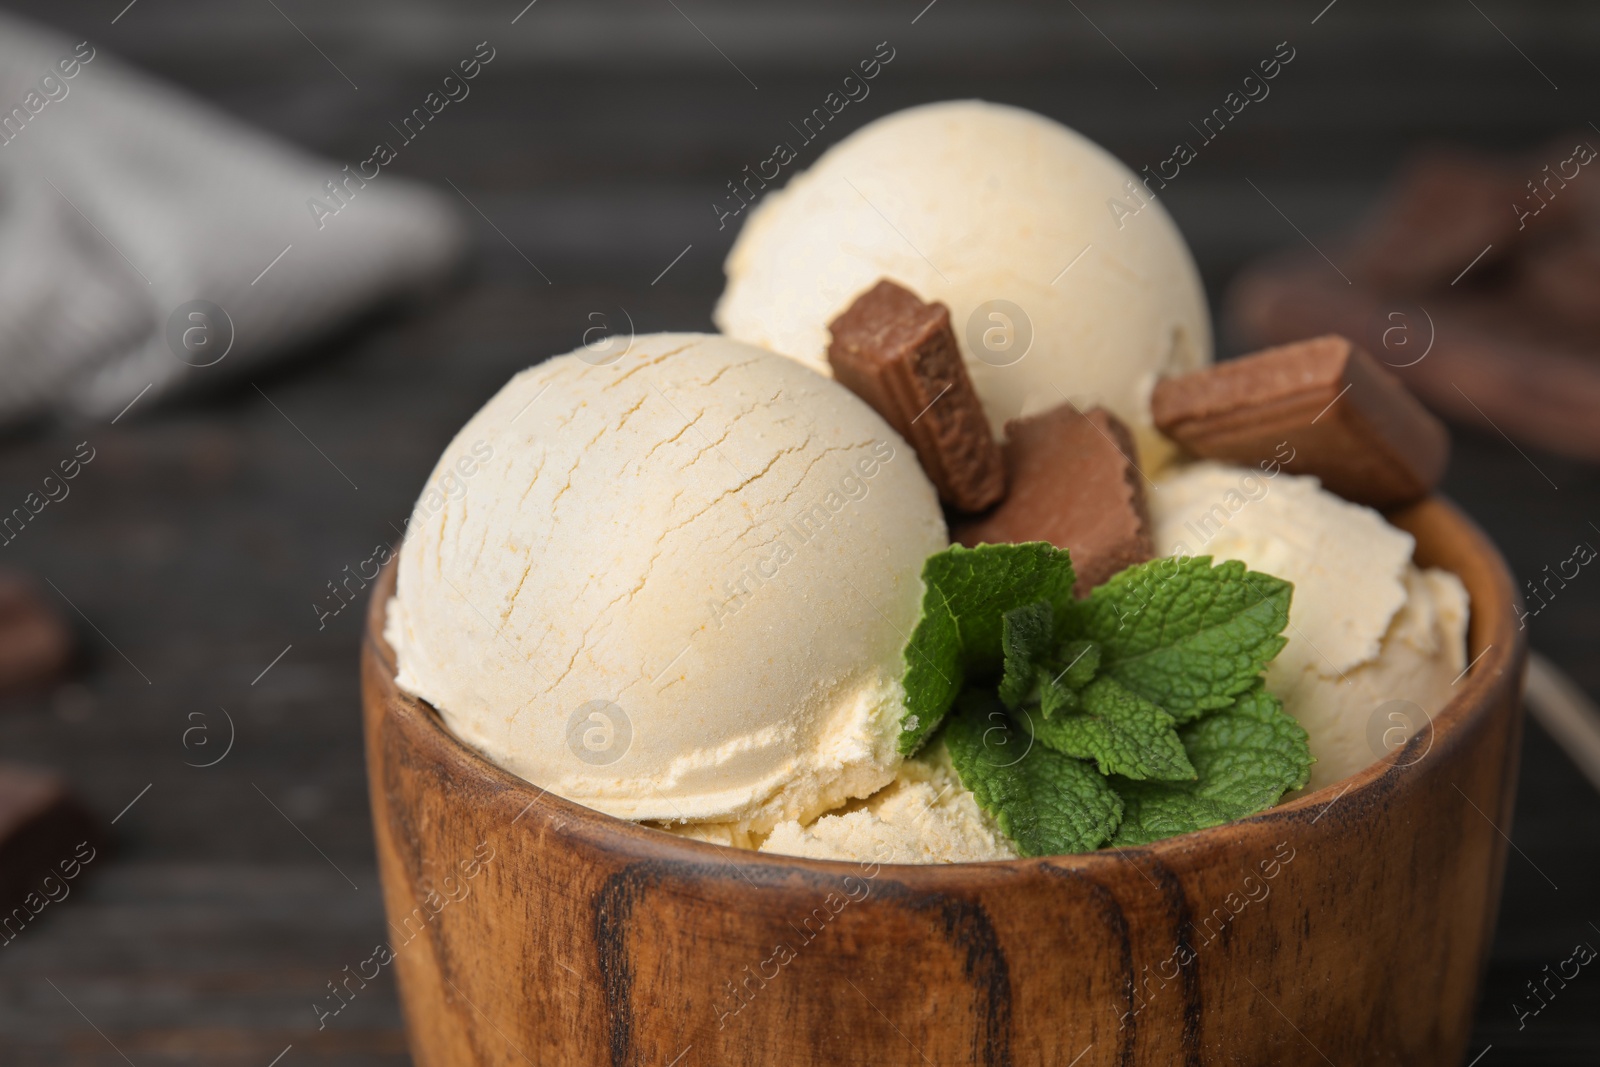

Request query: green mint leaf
[
  {"left": 1032, "top": 640, "right": 1103, "bottom": 719},
  {"left": 943, "top": 690, "right": 1123, "bottom": 856},
  {"left": 999, "top": 601, "right": 1055, "bottom": 710},
  {"left": 899, "top": 597, "right": 961, "bottom": 751},
  {"left": 999, "top": 602, "right": 1100, "bottom": 718},
  {"left": 1110, "top": 684, "right": 1313, "bottom": 846},
  {"left": 1020, "top": 676, "right": 1195, "bottom": 781},
  {"left": 1039, "top": 677, "right": 1081, "bottom": 719},
  {"left": 1069, "top": 556, "right": 1291, "bottom": 723},
  {"left": 900, "top": 544, "right": 1076, "bottom": 754},
  {"left": 1054, "top": 640, "right": 1101, "bottom": 692}
]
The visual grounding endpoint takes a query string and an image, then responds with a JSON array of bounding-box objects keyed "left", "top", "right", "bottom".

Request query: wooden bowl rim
[{"left": 364, "top": 494, "right": 1524, "bottom": 879}]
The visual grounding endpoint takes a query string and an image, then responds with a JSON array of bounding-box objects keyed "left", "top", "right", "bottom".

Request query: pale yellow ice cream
[
  {"left": 386, "top": 332, "right": 947, "bottom": 830},
  {"left": 759, "top": 744, "right": 1018, "bottom": 864},
  {"left": 1148, "top": 462, "right": 1470, "bottom": 790},
  {"left": 671, "top": 458, "right": 1464, "bottom": 862},
  {"left": 715, "top": 100, "right": 1211, "bottom": 462}
]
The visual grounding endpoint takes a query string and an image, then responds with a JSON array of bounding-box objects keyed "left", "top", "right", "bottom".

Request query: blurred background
[{"left": 1, "top": 1, "right": 1598, "bottom": 1063}]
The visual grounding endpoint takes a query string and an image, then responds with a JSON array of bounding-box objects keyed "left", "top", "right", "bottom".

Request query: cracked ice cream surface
[
  {"left": 758, "top": 744, "right": 1020, "bottom": 864},
  {"left": 386, "top": 333, "right": 947, "bottom": 828}
]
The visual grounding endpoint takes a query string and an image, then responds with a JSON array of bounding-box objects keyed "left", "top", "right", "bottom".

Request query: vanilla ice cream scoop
[
  {"left": 386, "top": 333, "right": 947, "bottom": 829},
  {"left": 1149, "top": 462, "right": 1469, "bottom": 790},
  {"left": 715, "top": 100, "right": 1211, "bottom": 459}
]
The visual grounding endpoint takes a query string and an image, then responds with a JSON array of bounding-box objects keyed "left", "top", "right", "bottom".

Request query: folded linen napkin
[{"left": 0, "top": 14, "right": 465, "bottom": 427}]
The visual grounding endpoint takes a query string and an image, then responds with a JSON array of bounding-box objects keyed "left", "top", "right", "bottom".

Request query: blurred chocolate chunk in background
[
  {"left": 1228, "top": 136, "right": 1600, "bottom": 462},
  {"left": 0, "top": 765, "right": 103, "bottom": 943},
  {"left": 0, "top": 571, "right": 74, "bottom": 696}
]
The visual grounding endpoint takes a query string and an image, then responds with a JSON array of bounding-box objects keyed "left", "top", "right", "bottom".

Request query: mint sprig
[
  {"left": 943, "top": 690, "right": 1123, "bottom": 857},
  {"left": 1110, "top": 684, "right": 1313, "bottom": 846},
  {"left": 902, "top": 545, "right": 1308, "bottom": 855},
  {"left": 998, "top": 600, "right": 1056, "bottom": 711},
  {"left": 1021, "top": 677, "right": 1196, "bottom": 781},
  {"left": 899, "top": 543, "right": 1077, "bottom": 755},
  {"left": 998, "top": 601, "right": 1100, "bottom": 716},
  {"left": 1068, "top": 556, "right": 1291, "bottom": 723}
]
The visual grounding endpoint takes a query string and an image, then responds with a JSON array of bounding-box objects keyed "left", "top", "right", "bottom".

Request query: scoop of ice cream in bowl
[
  {"left": 361, "top": 102, "right": 1524, "bottom": 1065},
  {"left": 384, "top": 331, "right": 944, "bottom": 833}
]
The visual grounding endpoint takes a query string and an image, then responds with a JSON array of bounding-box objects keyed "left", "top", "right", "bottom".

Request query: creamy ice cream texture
[
  {"left": 388, "top": 345, "right": 1468, "bottom": 854},
  {"left": 387, "top": 332, "right": 947, "bottom": 829},
  {"left": 388, "top": 101, "right": 1470, "bottom": 862},
  {"left": 1148, "top": 462, "right": 1469, "bottom": 791},
  {"left": 760, "top": 745, "right": 1019, "bottom": 863},
  {"left": 715, "top": 99, "right": 1212, "bottom": 459},
  {"left": 661, "top": 745, "right": 1018, "bottom": 863}
]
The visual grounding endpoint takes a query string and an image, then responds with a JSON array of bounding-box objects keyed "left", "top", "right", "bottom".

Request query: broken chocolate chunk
[
  {"left": 1514, "top": 238, "right": 1600, "bottom": 342},
  {"left": 0, "top": 573, "right": 73, "bottom": 697},
  {"left": 1151, "top": 335, "right": 1449, "bottom": 510},
  {"left": 1347, "top": 150, "right": 1527, "bottom": 293},
  {"left": 0, "top": 766, "right": 102, "bottom": 933},
  {"left": 953, "top": 404, "right": 1152, "bottom": 595},
  {"left": 828, "top": 279, "right": 1005, "bottom": 512}
]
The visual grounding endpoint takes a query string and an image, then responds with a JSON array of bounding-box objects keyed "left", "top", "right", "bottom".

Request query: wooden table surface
[{"left": 1, "top": 1, "right": 1597, "bottom": 1063}]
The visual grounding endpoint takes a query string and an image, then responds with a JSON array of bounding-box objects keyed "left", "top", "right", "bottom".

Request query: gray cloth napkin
[{"left": 0, "top": 15, "right": 465, "bottom": 427}]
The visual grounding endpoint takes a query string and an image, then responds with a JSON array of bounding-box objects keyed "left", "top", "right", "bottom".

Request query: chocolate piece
[
  {"left": 828, "top": 279, "right": 1004, "bottom": 512},
  {"left": 1151, "top": 335, "right": 1449, "bottom": 509},
  {"left": 1514, "top": 238, "right": 1600, "bottom": 341},
  {"left": 1348, "top": 151, "right": 1525, "bottom": 293},
  {"left": 0, "top": 573, "right": 73, "bottom": 696},
  {"left": 0, "top": 766, "right": 101, "bottom": 932},
  {"left": 953, "top": 405, "right": 1152, "bottom": 595},
  {"left": 1226, "top": 247, "right": 1600, "bottom": 465}
]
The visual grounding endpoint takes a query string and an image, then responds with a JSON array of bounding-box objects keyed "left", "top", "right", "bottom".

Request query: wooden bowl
[{"left": 361, "top": 496, "right": 1525, "bottom": 1066}]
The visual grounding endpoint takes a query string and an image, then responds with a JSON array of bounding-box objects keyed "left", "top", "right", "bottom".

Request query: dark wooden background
[{"left": 1, "top": 1, "right": 1597, "bottom": 1063}]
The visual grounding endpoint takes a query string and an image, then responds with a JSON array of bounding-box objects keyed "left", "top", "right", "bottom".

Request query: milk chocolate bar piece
[
  {"left": 1151, "top": 335, "right": 1449, "bottom": 509},
  {"left": 1349, "top": 151, "right": 1524, "bottom": 292},
  {"left": 953, "top": 405, "right": 1151, "bottom": 595},
  {"left": 828, "top": 280, "right": 1004, "bottom": 512},
  {"left": 0, "top": 572, "right": 73, "bottom": 696},
  {"left": 0, "top": 766, "right": 101, "bottom": 925},
  {"left": 1515, "top": 237, "right": 1600, "bottom": 341}
]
